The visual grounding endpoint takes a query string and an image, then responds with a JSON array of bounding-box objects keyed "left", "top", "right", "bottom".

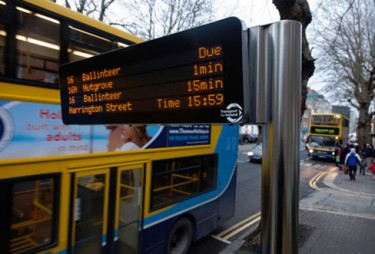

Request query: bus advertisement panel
[{"left": 0, "top": 100, "right": 211, "bottom": 159}]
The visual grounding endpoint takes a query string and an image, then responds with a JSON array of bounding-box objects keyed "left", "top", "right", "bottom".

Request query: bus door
[
  {"left": 70, "top": 164, "right": 144, "bottom": 254},
  {"left": 70, "top": 168, "right": 109, "bottom": 254},
  {"left": 116, "top": 164, "right": 144, "bottom": 254}
]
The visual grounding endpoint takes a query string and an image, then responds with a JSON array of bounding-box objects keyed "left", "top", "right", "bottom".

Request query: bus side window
[
  {"left": 9, "top": 177, "right": 57, "bottom": 253},
  {"left": 16, "top": 6, "right": 60, "bottom": 85},
  {"left": 151, "top": 154, "right": 218, "bottom": 211}
]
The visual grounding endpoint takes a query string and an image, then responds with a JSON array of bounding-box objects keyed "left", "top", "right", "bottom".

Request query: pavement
[
  {"left": 298, "top": 168, "right": 375, "bottom": 254},
  {"left": 220, "top": 155, "right": 375, "bottom": 254}
]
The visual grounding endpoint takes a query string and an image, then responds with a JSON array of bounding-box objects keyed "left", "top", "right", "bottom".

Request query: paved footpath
[
  {"left": 223, "top": 167, "right": 375, "bottom": 254},
  {"left": 299, "top": 169, "right": 375, "bottom": 254}
]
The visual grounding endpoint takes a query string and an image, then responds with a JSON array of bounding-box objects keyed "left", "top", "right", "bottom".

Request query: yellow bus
[
  {"left": 0, "top": 1, "right": 238, "bottom": 253},
  {"left": 306, "top": 113, "right": 349, "bottom": 159}
]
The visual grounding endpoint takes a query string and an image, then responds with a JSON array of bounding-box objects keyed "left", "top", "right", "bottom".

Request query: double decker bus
[
  {"left": 306, "top": 113, "right": 349, "bottom": 160},
  {"left": 0, "top": 1, "right": 238, "bottom": 253}
]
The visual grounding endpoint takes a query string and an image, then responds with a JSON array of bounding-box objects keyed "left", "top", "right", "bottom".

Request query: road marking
[
  {"left": 314, "top": 164, "right": 326, "bottom": 169},
  {"left": 211, "top": 212, "right": 261, "bottom": 244},
  {"left": 309, "top": 171, "right": 327, "bottom": 190},
  {"left": 301, "top": 162, "right": 312, "bottom": 167},
  {"left": 237, "top": 159, "right": 249, "bottom": 163}
]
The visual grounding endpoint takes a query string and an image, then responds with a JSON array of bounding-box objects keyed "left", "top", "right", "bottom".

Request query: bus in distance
[
  {"left": 0, "top": 1, "right": 238, "bottom": 254},
  {"left": 306, "top": 113, "right": 349, "bottom": 160}
]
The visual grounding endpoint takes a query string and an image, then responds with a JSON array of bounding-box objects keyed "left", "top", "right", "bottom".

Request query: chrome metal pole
[{"left": 248, "top": 20, "right": 302, "bottom": 254}]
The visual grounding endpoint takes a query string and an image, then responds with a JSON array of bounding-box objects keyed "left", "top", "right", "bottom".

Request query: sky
[
  {"left": 213, "top": 0, "right": 280, "bottom": 27},
  {"left": 214, "top": 0, "right": 319, "bottom": 26},
  {"left": 213, "top": 0, "right": 323, "bottom": 92}
]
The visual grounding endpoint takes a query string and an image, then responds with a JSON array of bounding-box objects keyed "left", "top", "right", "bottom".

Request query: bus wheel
[{"left": 167, "top": 217, "right": 193, "bottom": 254}]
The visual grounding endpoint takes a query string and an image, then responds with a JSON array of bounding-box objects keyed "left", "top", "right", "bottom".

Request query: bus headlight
[{"left": 308, "top": 148, "right": 314, "bottom": 154}]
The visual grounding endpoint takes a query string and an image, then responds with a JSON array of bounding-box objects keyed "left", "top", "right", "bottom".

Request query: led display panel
[{"left": 60, "top": 17, "right": 247, "bottom": 124}]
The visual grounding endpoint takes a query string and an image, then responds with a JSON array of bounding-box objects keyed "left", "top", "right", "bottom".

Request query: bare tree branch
[
  {"left": 315, "top": 0, "right": 375, "bottom": 147},
  {"left": 110, "top": 0, "right": 213, "bottom": 40},
  {"left": 59, "top": 0, "right": 117, "bottom": 21}
]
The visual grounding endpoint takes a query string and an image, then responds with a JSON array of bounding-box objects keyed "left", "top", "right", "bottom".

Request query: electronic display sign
[
  {"left": 310, "top": 127, "right": 340, "bottom": 135},
  {"left": 59, "top": 17, "right": 248, "bottom": 124}
]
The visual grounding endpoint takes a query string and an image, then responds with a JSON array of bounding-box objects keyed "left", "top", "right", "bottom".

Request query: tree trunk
[{"left": 357, "top": 107, "right": 372, "bottom": 149}]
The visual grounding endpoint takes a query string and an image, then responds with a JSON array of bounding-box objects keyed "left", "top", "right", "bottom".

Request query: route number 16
[{"left": 67, "top": 76, "right": 74, "bottom": 85}]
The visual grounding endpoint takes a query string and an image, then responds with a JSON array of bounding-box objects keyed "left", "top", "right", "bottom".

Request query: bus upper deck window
[
  {"left": 68, "top": 26, "right": 117, "bottom": 62},
  {"left": 0, "top": 2, "right": 5, "bottom": 77},
  {"left": 0, "top": 23, "right": 4, "bottom": 77},
  {"left": 16, "top": 6, "right": 60, "bottom": 85}
]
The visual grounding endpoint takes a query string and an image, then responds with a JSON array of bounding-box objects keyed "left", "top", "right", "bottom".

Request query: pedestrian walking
[
  {"left": 344, "top": 147, "right": 361, "bottom": 181},
  {"left": 367, "top": 160, "right": 375, "bottom": 180},
  {"left": 334, "top": 147, "right": 340, "bottom": 169},
  {"left": 354, "top": 143, "right": 360, "bottom": 153},
  {"left": 363, "top": 143, "right": 373, "bottom": 170},
  {"left": 359, "top": 155, "right": 366, "bottom": 175},
  {"left": 338, "top": 144, "right": 348, "bottom": 170}
]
